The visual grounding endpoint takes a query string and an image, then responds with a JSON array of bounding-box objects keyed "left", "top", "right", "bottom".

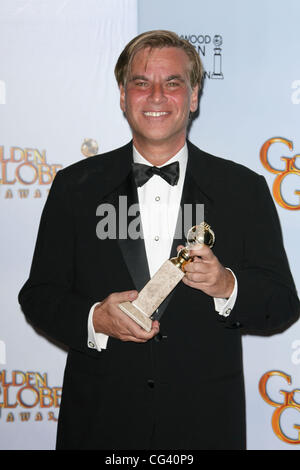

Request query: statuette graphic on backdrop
[
  {"left": 119, "top": 222, "right": 215, "bottom": 331},
  {"left": 81, "top": 138, "right": 99, "bottom": 157},
  {"left": 179, "top": 33, "right": 224, "bottom": 80}
]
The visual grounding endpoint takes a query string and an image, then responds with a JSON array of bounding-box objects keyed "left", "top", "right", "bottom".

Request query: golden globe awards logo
[
  {"left": 260, "top": 137, "right": 300, "bottom": 210},
  {"left": 0, "top": 370, "right": 61, "bottom": 423},
  {"left": 0, "top": 145, "right": 62, "bottom": 199},
  {"left": 259, "top": 371, "right": 300, "bottom": 444}
]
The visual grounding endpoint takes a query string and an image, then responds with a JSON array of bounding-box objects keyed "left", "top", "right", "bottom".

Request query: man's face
[{"left": 120, "top": 47, "right": 199, "bottom": 153}]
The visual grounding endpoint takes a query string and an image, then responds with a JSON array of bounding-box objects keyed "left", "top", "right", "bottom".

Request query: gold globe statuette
[
  {"left": 170, "top": 222, "right": 215, "bottom": 270},
  {"left": 119, "top": 222, "right": 215, "bottom": 331}
]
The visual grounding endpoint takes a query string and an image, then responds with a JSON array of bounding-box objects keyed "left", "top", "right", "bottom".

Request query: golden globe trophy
[{"left": 118, "top": 222, "right": 215, "bottom": 331}]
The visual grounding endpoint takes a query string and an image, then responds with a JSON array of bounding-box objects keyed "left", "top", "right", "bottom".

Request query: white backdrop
[
  {"left": 0, "top": 0, "right": 299, "bottom": 450},
  {"left": 0, "top": 0, "right": 136, "bottom": 450}
]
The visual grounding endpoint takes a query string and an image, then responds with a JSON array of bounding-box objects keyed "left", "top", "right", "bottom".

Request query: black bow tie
[{"left": 132, "top": 161, "right": 179, "bottom": 187}]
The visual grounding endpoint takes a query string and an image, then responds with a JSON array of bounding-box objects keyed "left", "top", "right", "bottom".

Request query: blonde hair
[{"left": 114, "top": 30, "right": 203, "bottom": 90}]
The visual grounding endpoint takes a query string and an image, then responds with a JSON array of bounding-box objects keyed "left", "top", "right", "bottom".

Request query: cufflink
[{"left": 88, "top": 341, "right": 95, "bottom": 348}]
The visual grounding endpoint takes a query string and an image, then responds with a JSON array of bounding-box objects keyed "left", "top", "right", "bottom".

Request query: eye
[
  {"left": 135, "top": 81, "right": 148, "bottom": 87},
  {"left": 166, "top": 81, "right": 180, "bottom": 88}
]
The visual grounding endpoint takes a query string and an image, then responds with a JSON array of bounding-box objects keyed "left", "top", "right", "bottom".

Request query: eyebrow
[
  {"left": 129, "top": 75, "right": 148, "bottom": 82},
  {"left": 129, "top": 74, "right": 186, "bottom": 82},
  {"left": 166, "top": 75, "right": 185, "bottom": 82}
]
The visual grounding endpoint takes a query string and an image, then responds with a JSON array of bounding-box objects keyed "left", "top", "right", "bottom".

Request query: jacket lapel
[
  {"left": 116, "top": 173, "right": 151, "bottom": 291},
  {"left": 93, "top": 141, "right": 150, "bottom": 292}
]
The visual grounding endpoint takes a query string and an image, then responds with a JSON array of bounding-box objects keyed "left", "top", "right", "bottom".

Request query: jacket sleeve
[
  {"left": 222, "top": 175, "right": 299, "bottom": 333},
  {"left": 18, "top": 170, "right": 96, "bottom": 352}
]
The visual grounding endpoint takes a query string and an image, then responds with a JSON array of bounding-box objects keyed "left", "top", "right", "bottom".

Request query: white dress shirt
[{"left": 88, "top": 144, "right": 237, "bottom": 351}]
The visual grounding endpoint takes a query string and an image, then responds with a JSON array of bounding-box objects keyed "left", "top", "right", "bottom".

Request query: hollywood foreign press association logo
[{"left": 180, "top": 33, "right": 224, "bottom": 80}]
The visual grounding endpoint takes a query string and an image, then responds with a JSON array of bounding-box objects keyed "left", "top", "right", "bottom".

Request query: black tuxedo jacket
[{"left": 19, "top": 141, "right": 299, "bottom": 450}]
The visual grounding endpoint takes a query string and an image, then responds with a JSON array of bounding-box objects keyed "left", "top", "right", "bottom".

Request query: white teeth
[{"left": 144, "top": 112, "right": 168, "bottom": 117}]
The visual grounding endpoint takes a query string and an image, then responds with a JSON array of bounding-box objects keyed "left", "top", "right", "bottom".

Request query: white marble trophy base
[{"left": 119, "top": 259, "right": 184, "bottom": 332}]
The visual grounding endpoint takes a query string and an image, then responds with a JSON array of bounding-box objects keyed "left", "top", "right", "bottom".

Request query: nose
[{"left": 147, "top": 83, "right": 167, "bottom": 104}]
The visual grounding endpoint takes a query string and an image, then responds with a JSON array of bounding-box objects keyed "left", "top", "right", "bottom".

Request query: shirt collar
[{"left": 133, "top": 143, "right": 188, "bottom": 169}]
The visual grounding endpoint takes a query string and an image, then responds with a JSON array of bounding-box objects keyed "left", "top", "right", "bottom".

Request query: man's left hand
[{"left": 177, "top": 244, "right": 235, "bottom": 299}]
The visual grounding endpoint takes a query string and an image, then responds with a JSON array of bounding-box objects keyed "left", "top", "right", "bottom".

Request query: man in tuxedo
[{"left": 19, "top": 30, "right": 299, "bottom": 450}]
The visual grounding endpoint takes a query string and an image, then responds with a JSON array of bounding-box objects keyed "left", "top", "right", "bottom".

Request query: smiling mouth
[{"left": 143, "top": 111, "right": 169, "bottom": 117}]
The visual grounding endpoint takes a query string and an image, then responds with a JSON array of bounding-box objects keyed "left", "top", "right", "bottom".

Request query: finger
[
  {"left": 151, "top": 320, "right": 160, "bottom": 331},
  {"left": 182, "top": 276, "right": 207, "bottom": 289},
  {"left": 108, "top": 317, "right": 148, "bottom": 341},
  {"left": 108, "top": 290, "right": 138, "bottom": 305},
  {"left": 188, "top": 245, "right": 214, "bottom": 260},
  {"left": 184, "top": 271, "right": 208, "bottom": 283},
  {"left": 128, "top": 319, "right": 160, "bottom": 340},
  {"left": 184, "top": 258, "right": 209, "bottom": 273},
  {"left": 122, "top": 335, "right": 149, "bottom": 343},
  {"left": 123, "top": 326, "right": 159, "bottom": 343}
]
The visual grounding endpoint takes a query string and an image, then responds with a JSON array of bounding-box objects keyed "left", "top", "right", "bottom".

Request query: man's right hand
[{"left": 93, "top": 290, "right": 160, "bottom": 343}]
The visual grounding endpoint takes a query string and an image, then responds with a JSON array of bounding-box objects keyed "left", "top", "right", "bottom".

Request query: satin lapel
[
  {"left": 93, "top": 142, "right": 150, "bottom": 291},
  {"left": 114, "top": 173, "right": 151, "bottom": 292}
]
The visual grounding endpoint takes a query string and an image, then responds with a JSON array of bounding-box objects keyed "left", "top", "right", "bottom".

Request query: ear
[
  {"left": 190, "top": 84, "right": 199, "bottom": 113},
  {"left": 119, "top": 84, "right": 126, "bottom": 112}
]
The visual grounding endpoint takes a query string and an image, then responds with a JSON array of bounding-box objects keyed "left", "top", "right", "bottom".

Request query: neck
[{"left": 132, "top": 135, "right": 186, "bottom": 166}]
